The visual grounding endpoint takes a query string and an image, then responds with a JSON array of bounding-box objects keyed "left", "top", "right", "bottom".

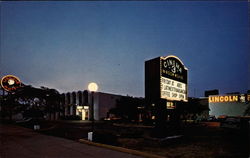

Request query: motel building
[
  {"left": 208, "top": 93, "right": 250, "bottom": 118},
  {"left": 61, "top": 91, "right": 122, "bottom": 120}
]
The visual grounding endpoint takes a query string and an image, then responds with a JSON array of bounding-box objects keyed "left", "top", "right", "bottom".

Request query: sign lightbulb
[{"left": 8, "top": 79, "right": 15, "bottom": 85}]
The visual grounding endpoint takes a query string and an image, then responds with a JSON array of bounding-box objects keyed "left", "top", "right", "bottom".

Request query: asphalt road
[{"left": 0, "top": 124, "right": 142, "bottom": 158}]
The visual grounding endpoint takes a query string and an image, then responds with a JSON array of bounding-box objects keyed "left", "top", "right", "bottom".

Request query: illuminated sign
[
  {"left": 161, "top": 77, "right": 187, "bottom": 101},
  {"left": 161, "top": 56, "right": 188, "bottom": 83},
  {"left": 1, "top": 75, "right": 21, "bottom": 92},
  {"left": 160, "top": 56, "right": 188, "bottom": 102},
  {"left": 239, "top": 94, "right": 246, "bottom": 102},
  {"left": 209, "top": 95, "right": 238, "bottom": 103},
  {"left": 166, "top": 102, "right": 175, "bottom": 109},
  {"left": 209, "top": 94, "right": 250, "bottom": 103}
]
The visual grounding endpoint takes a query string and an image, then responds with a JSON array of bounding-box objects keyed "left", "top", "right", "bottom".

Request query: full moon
[{"left": 88, "top": 82, "right": 98, "bottom": 92}]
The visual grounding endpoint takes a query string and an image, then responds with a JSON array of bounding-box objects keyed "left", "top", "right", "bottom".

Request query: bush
[
  {"left": 93, "top": 130, "right": 118, "bottom": 145},
  {"left": 150, "top": 122, "right": 182, "bottom": 138},
  {"left": 119, "top": 128, "right": 144, "bottom": 138}
]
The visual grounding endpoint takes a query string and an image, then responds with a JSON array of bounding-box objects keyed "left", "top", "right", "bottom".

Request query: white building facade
[{"left": 62, "top": 91, "right": 122, "bottom": 120}]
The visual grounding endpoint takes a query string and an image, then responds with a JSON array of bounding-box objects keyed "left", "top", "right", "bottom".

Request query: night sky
[{"left": 1, "top": 1, "right": 249, "bottom": 97}]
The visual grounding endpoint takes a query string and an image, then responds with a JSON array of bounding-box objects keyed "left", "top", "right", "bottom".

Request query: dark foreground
[
  {"left": 0, "top": 124, "right": 142, "bottom": 158},
  {"left": 38, "top": 121, "right": 250, "bottom": 158},
  {"left": 4, "top": 120, "right": 250, "bottom": 158}
]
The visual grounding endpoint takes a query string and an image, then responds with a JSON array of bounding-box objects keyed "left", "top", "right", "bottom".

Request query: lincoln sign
[
  {"left": 209, "top": 94, "right": 250, "bottom": 103},
  {"left": 160, "top": 56, "right": 188, "bottom": 102}
]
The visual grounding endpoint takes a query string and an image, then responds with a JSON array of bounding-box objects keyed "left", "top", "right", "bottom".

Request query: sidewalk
[{"left": 0, "top": 124, "right": 142, "bottom": 158}]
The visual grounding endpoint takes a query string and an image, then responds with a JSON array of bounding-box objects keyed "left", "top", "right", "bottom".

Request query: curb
[
  {"left": 37, "top": 125, "right": 57, "bottom": 132},
  {"left": 78, "top": 139, "right": 164, "bottom": 158},
  {"left": 113, "top": 123, "right": 154, "bottom": 128}
]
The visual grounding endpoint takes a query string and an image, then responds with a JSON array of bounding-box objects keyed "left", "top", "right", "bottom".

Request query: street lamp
[{"left": 88, "top": 82, "right": 98, "bottom": 133}]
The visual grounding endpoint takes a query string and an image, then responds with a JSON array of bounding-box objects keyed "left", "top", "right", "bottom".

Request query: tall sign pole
[
  {"left": 145, "top": 55, "right": 188, "bottom": 123},
  {"left": 87, "top": 82, "right": 98, "bottom": 141},
  {"left": 1, "top": 75, "right": 22, "bottom": 121}
]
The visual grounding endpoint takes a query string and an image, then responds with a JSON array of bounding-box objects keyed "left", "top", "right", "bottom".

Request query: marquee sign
[
  {"left": 1, "top": 75, "right": 21, "bottom": 92},
  {"left": 209, "top": 95, "right": 238, "bottom": 103},
  {"left": 160, "top": 56, "right": 188, "bottom": 102}
]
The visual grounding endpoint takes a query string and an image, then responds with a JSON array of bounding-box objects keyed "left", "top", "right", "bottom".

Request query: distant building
[
  {"left": 208, "top": 93, "right": 250, "bottom": 117},
  {"left": 204, "top": 89, "right": 219, "bottom": 97}
]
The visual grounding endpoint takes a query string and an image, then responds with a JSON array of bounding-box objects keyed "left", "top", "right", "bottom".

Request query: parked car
[
  {"left": 207, "top": 115, "right": 217, "bottom": 122},
  {"left": 220, "top": 117, "right": 241, "bottom": 129},
  {"left": 217, "top": 115, "right": 228, "bottom": 122}
]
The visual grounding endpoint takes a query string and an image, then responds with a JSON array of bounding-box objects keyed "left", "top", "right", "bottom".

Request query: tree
[
  {"left": 0, "top": 93, "right": 25, "bottom": 120},
  {"left": 0, "top": 85, "right": 62, "bottom": 121},
  {"left": 176, "top": 98, "right": 209, "bottom": 122},
  {"left": 109, "top": 96, "right": 145, "bottom": 122},
  {"left": 40, "top": 87, "right": 62, "bottom": 119},
  {"left": 244, "top": 103, "right": 250, "bottom": 116}
]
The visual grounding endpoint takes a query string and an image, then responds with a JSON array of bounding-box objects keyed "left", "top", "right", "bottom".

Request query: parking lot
[{"left": 19, "top": 120, "right": 249, "bottom": 158}]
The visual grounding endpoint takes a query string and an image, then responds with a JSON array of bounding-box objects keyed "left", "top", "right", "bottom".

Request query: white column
[
  {"left": 70, "top": 93, "right": 73, "bottom": 105},
  {"left": 76, "top": 92, "right": 80, "bottom": 105},
  {"left": 70, "top": 106, "right": 73, "bottom": 115},
  {"left": 65, "top": 106, "right": 68, "bottom": 116},
  {"left": 55, "top": 112, "right": 59, "bottom": 120}
]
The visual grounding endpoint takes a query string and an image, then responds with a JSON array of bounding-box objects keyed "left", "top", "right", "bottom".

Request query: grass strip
[{"left": 78, "top": 139, "right": 164, "bottom": 158}]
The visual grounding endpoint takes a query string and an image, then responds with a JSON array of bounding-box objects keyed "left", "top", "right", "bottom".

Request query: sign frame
[
  {"left": 1, "top": 75, "right": 22, "bottom": 92},
  {"left": 160, "top": 55, "right": 188, "bottom": 102}
]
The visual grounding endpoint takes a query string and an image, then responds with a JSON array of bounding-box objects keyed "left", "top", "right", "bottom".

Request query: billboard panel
[{"left": 161, "top": 77, "right": 187, "bottom": 101}]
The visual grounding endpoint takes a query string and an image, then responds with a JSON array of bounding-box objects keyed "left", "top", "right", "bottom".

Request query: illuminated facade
[
  {"left": 62, "top": 91, "right": 122, "bottom": 120},
  {"left": 209, "top": 94, "right": 250, "bottom": 117}
]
